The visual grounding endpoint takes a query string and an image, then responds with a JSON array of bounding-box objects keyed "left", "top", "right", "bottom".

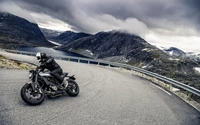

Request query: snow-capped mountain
[
  {"left": 158, "top": 46, "right": 200, "bottom": 62},
  {"left": 163, "top": 47, "right": 186, "bottom": 57},
  {"left": 186, "top": 52, "right": 200, "bottom": 58},
  {"left": 40, "top": 28, "right": 62, "bottom": 39}
]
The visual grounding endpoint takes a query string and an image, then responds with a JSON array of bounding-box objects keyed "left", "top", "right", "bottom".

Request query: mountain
[
  {"left": 186, "top": 52, "right": 200, "bottom": 63},
  {"left": 164, "top": 47, "right": 186, "bottom": 57},
  {"left": 161, "top": 47, "right": 200, "bottom": 64},
  {"left": 58, "top": 31, "right": 167, "bottom": 59},
  {"left": 52, "top": 31, "right": 91, "bottom": 44},
  {"left": 57, "top": 31, "right": 200, "bottom": 91},
  {"left": 0, "top": 12, "right": 54, "bottom": 49},
  {"left": 40, "top": 28, "right": 62, "bottom": 39}
]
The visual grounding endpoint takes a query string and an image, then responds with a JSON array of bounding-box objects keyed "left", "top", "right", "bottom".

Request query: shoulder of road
[{"left": 0, "top": 54, "right": 36, "bottom": 70}]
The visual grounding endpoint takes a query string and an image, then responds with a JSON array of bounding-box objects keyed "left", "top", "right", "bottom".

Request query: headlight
[{"left": 29, "top": 73, "right": 33, "bottom": 78}]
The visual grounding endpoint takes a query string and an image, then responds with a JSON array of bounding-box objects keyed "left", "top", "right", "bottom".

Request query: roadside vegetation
[{"left": 0, "top": 54, "right": 35, "bottom": 69}]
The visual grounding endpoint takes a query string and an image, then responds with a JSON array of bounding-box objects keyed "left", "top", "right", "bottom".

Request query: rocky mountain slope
[
  {"left": 0, "top": 12, "right": 54, "bottom": 49},
  {"left": 40, "top": 28, "right": 62, "bottom": 40},
  {"left": 51, "top": 31, "right": 91, "bottom": 44},
  {"left": 164, "top": 47, "right": 186, "bottom": 58},
  {"left": 186, "top": 52, "right": 200, "bottom": 64},
  {"left": 57, "top": 31, "right": 200, "bottom": 90},
  {"left": 58, "top": 31, "right": 168, "bottom": 59},
  {"left": 161, "top": 47, "right": 200, "bottom": 64}
]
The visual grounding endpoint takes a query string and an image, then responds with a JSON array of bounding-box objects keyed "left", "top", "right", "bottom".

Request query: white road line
[{"left": 150, "top": 82, "right": 171, "bottom": 96}]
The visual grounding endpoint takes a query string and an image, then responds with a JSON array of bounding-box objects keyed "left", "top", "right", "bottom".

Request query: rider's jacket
[{"left": 40, "top": 56, "right": 61, "bottom": 71}]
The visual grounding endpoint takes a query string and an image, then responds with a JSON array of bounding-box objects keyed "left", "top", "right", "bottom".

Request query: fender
[
  {"left": 66, "top": 79, "right": 75, "bottom": 88},
  {"left": 68, "top": 75, "right": 76, "bottom": 80},
  {"left": 66, "top": 79, "right": 75, "bottom": 82}
]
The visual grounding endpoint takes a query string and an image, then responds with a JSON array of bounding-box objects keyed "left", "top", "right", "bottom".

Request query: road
[{"left": 0, "top": 51, "right": 200, "bottom": 125}]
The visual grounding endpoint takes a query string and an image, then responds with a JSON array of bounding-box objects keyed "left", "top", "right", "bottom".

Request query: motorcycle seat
[{"left": 61, "top": 72, "right": 68, "bottom": 78}]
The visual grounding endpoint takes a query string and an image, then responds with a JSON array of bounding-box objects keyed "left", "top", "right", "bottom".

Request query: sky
[{"left": 0, "top": 0, "right": 200, "bottom": 53}]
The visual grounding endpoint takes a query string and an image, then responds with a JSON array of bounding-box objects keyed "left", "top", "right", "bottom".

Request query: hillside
[
  {"left": 57, "top": 31, "right": 200, "bottom": 90},
  {"left": 40, "top": 28, "right": 62, "bottom": 39},
  {"left": 0, "top": 12, "right": 54, "bottom": 49},
  {"left": 164, "top": 47, "right": 186, "bottom": 57},
  {"left": 51, "top": 31, "right": 91, "bottom": 44}
]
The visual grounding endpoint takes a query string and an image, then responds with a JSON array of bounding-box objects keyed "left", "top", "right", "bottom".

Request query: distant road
[
  {"left": 0, "top": 51, "right": 200, "bottom": 125},
  {"left": 48, "top": 40, "right": 62, "bottom": 46}
]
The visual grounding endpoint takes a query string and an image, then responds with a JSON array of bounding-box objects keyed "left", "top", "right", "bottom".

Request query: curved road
[{"left": 0, "top": 51, "right": 200, "bottom": 125}]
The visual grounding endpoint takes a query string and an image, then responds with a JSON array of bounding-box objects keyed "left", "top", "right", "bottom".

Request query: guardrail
[{"left": 1, "top": 48, "right": 200, "bottom": 97}]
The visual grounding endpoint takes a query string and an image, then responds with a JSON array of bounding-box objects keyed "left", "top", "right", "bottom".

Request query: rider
[{"left": 36, "top": 52, "right": 67, "bottom": 89}]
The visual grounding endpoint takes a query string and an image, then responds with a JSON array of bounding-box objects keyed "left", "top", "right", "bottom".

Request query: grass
[{"left": 0, "top": 54, "right": 32, "bottom": 70}]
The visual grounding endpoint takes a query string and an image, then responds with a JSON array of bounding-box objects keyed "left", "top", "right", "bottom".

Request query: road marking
[{"left": 150, "top": 82, "right": 171, "bottom": 96}]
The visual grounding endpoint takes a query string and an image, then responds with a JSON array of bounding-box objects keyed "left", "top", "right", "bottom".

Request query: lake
[{"left": 17, "top": 47, "right": 89, "bottom": 58}]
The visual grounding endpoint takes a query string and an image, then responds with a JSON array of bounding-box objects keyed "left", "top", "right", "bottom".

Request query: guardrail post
[
  {"left": 187, "top": 92, "right": 193, "bottom": 99},
  {"left": 169, "top": 84, "right": 172, "bottom": 91}
]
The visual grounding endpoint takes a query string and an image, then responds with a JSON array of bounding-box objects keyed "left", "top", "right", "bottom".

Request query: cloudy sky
[{"left": 0, "top": 0, "right": 200, "bottom": 53}]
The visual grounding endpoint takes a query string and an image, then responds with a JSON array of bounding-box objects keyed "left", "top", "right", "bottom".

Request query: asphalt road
[{"left": 0, "top": 51, "right": 200, "bottom": 125}]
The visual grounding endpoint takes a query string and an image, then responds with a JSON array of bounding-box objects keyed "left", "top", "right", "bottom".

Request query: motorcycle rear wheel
[
  {"left": 66, "top": 80, "right": 79, "bottom": 97},
  {"left": 21, "top": 83, "right": 45, "bottom": 105}
]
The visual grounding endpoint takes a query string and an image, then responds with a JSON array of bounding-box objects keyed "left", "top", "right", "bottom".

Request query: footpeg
[
  {"left": 52, "top": 91, "right": 64, "bottom": 95},
  {"left": 50, "top": 86, "right": 57, "bottom": 91}
]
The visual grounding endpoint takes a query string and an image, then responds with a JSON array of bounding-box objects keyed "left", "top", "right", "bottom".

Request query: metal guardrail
[{"left": 1, "top": 48, "right": 200, "bottom": 97}]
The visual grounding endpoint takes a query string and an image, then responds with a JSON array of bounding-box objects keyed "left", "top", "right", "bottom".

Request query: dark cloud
[
  {"left": 0, "top": 0, "right": 200, "bottom": 35},
  {"left": 1, "top": 0, "right": 200, "bottom": 52},
  {"left": 181, "top": 0, "right": 200, "bottom": 26},
  {"left": 182, "top": 0, "right": 200, "bottom": 10}
]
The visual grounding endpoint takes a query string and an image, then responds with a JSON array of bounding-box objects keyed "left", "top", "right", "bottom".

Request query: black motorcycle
[{"left": 20, "top": 66, "right": 79, "bottom": 105}]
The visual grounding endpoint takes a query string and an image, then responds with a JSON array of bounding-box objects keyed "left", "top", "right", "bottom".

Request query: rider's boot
[{"left": 61, "top": 79, "right": 68, "bottom": 88}]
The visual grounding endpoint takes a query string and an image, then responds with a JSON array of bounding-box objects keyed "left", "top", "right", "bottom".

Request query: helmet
[
  {"left": 36, "top": 52, "right": 41, "bottom": 60},
  {"left": 36, "top": 52, "right": 47, "bottom": 61}
]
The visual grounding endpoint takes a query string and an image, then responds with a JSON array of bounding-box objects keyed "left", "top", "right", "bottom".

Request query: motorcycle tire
[
  {"left": 66, "top": 80, "right": 79, "bottom": 97},
  {"left": 21, "top": 83, "right": 45, "bottom": 105}
]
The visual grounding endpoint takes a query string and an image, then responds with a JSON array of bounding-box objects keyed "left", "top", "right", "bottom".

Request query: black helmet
[
  {"left": 41, "top": 53, "right": 47, "bottom": 58},
  {"left": 36, "top": 52, "right": 47, "bottom": 61}
]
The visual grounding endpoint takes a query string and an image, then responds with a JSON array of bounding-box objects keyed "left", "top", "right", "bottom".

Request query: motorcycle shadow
[{"left": 46, "top": 93, "right": 70, "bottom": 100}]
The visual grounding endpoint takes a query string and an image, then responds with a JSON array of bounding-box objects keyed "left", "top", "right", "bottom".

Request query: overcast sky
[{"left": 0, "top": 0, "right": 200, "bottom": 53}]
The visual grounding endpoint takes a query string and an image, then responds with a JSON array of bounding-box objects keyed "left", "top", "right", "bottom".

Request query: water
[{"left": 17, "top": 47, "right": 89, "bottom": 58}]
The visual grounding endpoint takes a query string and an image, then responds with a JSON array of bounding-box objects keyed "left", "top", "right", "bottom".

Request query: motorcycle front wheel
[{"left": 21, "top": 83, "right": 45, "bottom": 105}]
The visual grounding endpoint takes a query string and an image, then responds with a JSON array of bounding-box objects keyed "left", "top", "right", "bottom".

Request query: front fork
[
  {"left": 30, "top": 71, "right": 42, "bottom": 93},
  {"left": 29, "top": 82, "right": 42, "bottom": 94}
]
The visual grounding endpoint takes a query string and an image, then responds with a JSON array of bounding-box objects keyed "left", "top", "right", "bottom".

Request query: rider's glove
[{"left": 40, "top": 62, "right": 46, "bottom": 67}]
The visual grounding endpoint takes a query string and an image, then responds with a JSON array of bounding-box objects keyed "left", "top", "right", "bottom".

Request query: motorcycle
[{"left": 20, "top": 66, "right": 79, "bottom": 105}]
